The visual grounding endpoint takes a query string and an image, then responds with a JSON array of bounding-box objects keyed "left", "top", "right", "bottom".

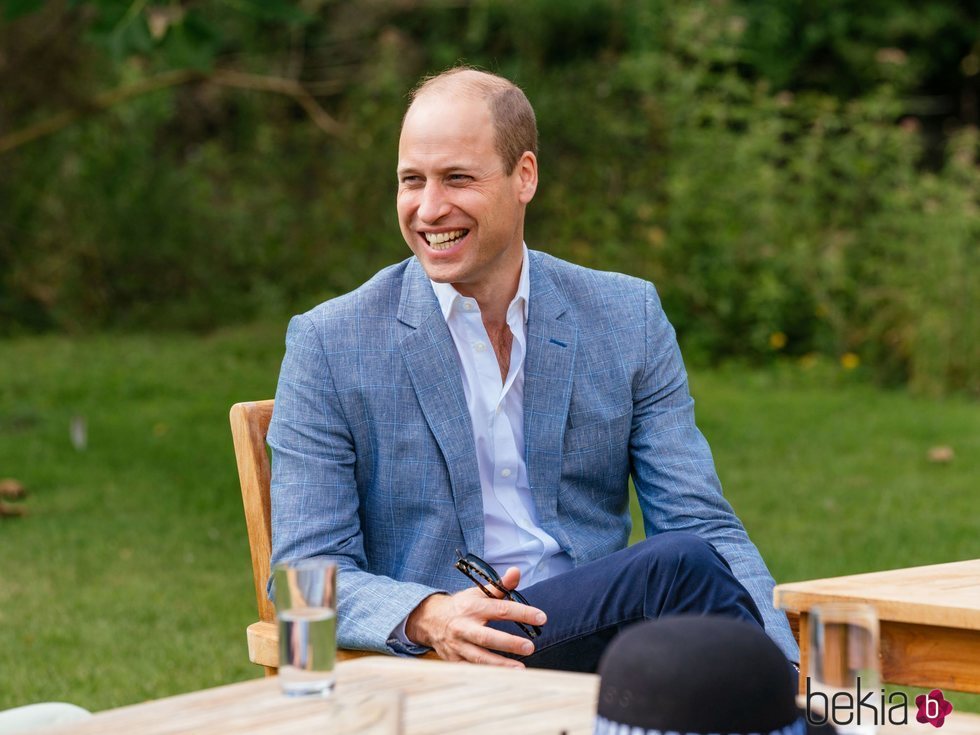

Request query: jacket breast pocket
[{"left": 562, "top": 410, "right": 632, "bottom": 456}]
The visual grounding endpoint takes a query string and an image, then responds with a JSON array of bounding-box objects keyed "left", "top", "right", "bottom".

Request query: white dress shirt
[
  {"left": 430, "top": 244, "right": 572, "bottom": 588},
  {"left": 392, "top": 245, "right": 572, "bottom": 647}
]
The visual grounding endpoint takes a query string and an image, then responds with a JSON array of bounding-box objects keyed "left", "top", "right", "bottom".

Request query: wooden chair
[{"left": 230, "top": 399, "right": 381, "bottom": 674}]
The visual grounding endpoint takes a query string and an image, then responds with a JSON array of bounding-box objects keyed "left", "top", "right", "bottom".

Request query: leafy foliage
[{"left": 0, "top": 0, "right": 978, "bottom": 395}]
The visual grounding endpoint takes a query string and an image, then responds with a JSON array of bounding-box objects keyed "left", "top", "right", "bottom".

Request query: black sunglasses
[{"left": 454, "top": 550, "right": 541, "bottom": 639}]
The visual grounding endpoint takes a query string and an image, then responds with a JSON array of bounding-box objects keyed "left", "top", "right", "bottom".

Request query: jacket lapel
[
  {"left": 397, "top": 259, "right": 485, "bottom": 555},
  {"left": 523, "top": 252, "right": 578, "bottom": 542}
]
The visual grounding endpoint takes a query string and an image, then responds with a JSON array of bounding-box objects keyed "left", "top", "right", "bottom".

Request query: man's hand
[{"left": 405, "top": 567, "right": 547, "bottom": 669}]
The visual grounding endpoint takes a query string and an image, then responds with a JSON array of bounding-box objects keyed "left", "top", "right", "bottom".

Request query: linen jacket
[{"left": 268, "top": 250, "right": 799, "bottom": 660}]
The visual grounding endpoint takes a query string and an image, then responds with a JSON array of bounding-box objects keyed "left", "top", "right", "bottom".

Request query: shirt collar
[{"left": 430, "top": 243, "right": 530, "bottom": 324}]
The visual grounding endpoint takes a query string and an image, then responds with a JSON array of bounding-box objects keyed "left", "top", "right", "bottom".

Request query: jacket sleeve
[
  {"left": 628, "top": 282, "right": 799, "bottom": 662},
  {"left": 267, "top": 313, "right": 442, "bottom": 655}
]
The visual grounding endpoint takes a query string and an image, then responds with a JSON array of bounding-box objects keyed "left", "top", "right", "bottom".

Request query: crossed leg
[{"left": 488, "top": 531, "right": 764, "bottom": 672}]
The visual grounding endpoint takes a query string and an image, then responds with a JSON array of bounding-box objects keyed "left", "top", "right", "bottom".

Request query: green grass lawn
[{"left": 1, "top": 323, "right": 978, "bottom": 713}]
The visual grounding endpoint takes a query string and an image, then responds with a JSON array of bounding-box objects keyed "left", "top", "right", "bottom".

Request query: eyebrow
[{"left": 397, "top": 160, "right": 478, "bottom": 175}]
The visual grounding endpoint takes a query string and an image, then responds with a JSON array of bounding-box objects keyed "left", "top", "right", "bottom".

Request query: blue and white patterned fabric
[
  {"left": 593, "top": 714, "right": 809, "bottom": 735},
  {"left": 429, "top": 244, "right": 573, "bottom": 588},
  {"left": 268, "top": 250, "right": 798, "bottom": 660}
]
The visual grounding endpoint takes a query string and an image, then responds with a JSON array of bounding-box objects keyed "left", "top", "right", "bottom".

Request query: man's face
[{"left": 396, "top": 92, "right": 537, "bottom": 298}]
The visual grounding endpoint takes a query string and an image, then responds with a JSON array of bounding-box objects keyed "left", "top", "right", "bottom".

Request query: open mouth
[{"left": 423, "top": 229, "right": 469, "bottom": 251}]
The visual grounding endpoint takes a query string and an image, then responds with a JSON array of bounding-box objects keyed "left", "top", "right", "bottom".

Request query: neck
[{"left": 454, "top": 246, "right": 524, "bottom": 328}]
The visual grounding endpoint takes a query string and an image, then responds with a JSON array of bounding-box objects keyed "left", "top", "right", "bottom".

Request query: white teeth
[{"left": 424, "top": 229, "right": 466, "bottom": 250}]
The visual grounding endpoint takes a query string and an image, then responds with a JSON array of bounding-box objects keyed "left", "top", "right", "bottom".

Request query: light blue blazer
[{"left": 268, "top": 251, "right": 798, "bottom": 660}]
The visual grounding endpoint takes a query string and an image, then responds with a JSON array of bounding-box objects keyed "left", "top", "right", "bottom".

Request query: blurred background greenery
[
  {"left": 2, "top": 0, "right": 978, "bottom": 394},
  {"left": 1, "top": 0, "right": 979, "bottom": 716}
]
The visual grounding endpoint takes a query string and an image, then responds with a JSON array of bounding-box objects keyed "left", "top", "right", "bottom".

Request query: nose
[{"left": 417, "top": 180, "right": 451, "bottom": 224}]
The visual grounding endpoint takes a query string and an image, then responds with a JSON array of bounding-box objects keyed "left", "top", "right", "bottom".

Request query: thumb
[{"left": 499, "top": 566, "right": 522, "bottom": 592}]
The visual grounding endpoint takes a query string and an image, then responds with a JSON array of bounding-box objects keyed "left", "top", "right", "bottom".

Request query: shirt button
[
  {"left": 501, "top": 468, "right": 512, "bottom": 478},
  {"left": 463, "top": 301, "right": 475, "bottom": 311},
  {"left": 473, "top": 341, "right": 486, "bottom": 352}
]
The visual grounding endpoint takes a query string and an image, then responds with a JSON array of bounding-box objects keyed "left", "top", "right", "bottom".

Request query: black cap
[{"left": 595, "top": 616, "right": 833, "bottom": 735}]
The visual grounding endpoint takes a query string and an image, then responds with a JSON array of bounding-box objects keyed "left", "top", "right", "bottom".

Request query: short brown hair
[{"left": 407, "top": 67, "right": 538, "bottom": 174}]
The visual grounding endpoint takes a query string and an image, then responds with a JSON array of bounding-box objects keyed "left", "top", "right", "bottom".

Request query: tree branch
[
  {"left": 0, "top": 68, "right": 342, "bottom": 155},
  {"left": 209, "top": 70, "right": 343, "bottom": 135}
]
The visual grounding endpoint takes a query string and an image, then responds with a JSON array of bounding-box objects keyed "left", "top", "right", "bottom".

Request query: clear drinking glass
[
  {"left": 807, "top": 602, "right": 881, "bottom": 735},
  {"left": 273, "top": 559, "right": 337, "bottom": 697}
]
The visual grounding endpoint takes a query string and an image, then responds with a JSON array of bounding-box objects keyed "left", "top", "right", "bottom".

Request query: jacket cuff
[{"left": 386, "top": 614, "right": 431, "bottom": 656}]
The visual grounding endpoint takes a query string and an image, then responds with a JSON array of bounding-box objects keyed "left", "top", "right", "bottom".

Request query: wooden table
[
  {"left": 30, "top": 655, "right": 980, "bottom": 734},
  {"left": 775, "top": 559, "right": 980, "bottom": 694},
  {"left": 32, "top": 657, "right": 599, "bottom": 735}
]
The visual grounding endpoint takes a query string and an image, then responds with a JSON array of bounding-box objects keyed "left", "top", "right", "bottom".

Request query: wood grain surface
[
  {"left": 775, "top": 559, "right": 980, "bottom": 629},
  {"left": 775, "top": 559, "right": 980, "bottom": 694},
  {"left": 30, "top": 655, "right": 980, "bottom": 734},
  {"left": 32, "top": 657, "right": 600, "bottom": 735}
]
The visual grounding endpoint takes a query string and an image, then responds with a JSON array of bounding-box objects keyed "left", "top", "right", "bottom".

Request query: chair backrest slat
[{"left": 230, "top": 400, "right": 276, "bottom": 624}]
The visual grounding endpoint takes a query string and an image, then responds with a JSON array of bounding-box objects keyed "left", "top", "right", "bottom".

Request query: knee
[{"left": 639, "top": 531, "right": 725, "bottom": 576}]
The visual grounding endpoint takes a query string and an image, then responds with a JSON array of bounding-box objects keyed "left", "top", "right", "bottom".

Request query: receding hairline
[
  {"left": 403, "top": 67, "right": 538, "bottom": 173},
  {"left": 408, "top": 67, "right": 518, "bottom": 106}
]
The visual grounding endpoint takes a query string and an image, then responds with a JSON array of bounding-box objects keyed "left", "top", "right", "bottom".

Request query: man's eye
[
  {"left": 400, "top": 176, "right": 422, "bottom": 186},
  {"left": 448, "top": 174, "right": 471, "bottom": 183}
]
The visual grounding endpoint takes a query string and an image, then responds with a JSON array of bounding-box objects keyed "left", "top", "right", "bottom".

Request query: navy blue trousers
[{"left": 488, "top": 532, "right": 764, "bottom": 673}]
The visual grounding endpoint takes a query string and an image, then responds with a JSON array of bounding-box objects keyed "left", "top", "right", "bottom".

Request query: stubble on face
[{"left": 396, "top": 89, "right": 529, "bottom": 311}]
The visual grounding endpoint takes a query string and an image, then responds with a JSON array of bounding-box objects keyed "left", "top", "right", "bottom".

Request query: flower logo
[{"left": 916, "top": 689, "right": 953, "bottom": 728}]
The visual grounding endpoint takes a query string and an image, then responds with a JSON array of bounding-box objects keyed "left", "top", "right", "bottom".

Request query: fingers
[
  {"left": 452, "top": 642, "right": 526, "bottom": 669},
  {"left": 436, "top": 612, "right": 539, "bottom": 665},
  {"left": 446, "top": 596, "right": 545, "bottom": 659},
  {"left": 438, "top": 617, "right": 532, "bottom": 665},
  {"left": 462, "top": 619, "right": 536, "bottom": 657},
  {"left": 498, "top": 566, "right": 522, "bottom": 594},
  {"left": 456, "top": 592, "right": 547, "bottom": 629},
  {"left": 408, "top": 584, "right": 547, "bottom": 669}
]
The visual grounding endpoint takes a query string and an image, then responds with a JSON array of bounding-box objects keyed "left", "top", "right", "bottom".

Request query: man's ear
[{"left": 516, "top": 151, "right": 538, "bottom": 204}]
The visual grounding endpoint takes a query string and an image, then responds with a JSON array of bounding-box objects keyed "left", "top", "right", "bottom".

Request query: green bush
[
  {"left": 1, "top": 0, "right": 977, "bottom": 395},
  {"left": 648, "top": 6, "right": 979, "bottom": 395}
]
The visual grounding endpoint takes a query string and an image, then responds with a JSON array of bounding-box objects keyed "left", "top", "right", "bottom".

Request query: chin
[{"left": 421, "top": 265, "right": 462, "bottom": 284}]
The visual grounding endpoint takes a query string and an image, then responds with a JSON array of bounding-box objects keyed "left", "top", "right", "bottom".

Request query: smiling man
[{"left": 268, "top": 67, "right": 799, "bottom": 671}]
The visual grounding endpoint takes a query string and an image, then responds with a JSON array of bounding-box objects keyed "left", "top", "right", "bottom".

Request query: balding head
[{"left": 405, "top": 67, "right": 538, "bottom": 175}]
